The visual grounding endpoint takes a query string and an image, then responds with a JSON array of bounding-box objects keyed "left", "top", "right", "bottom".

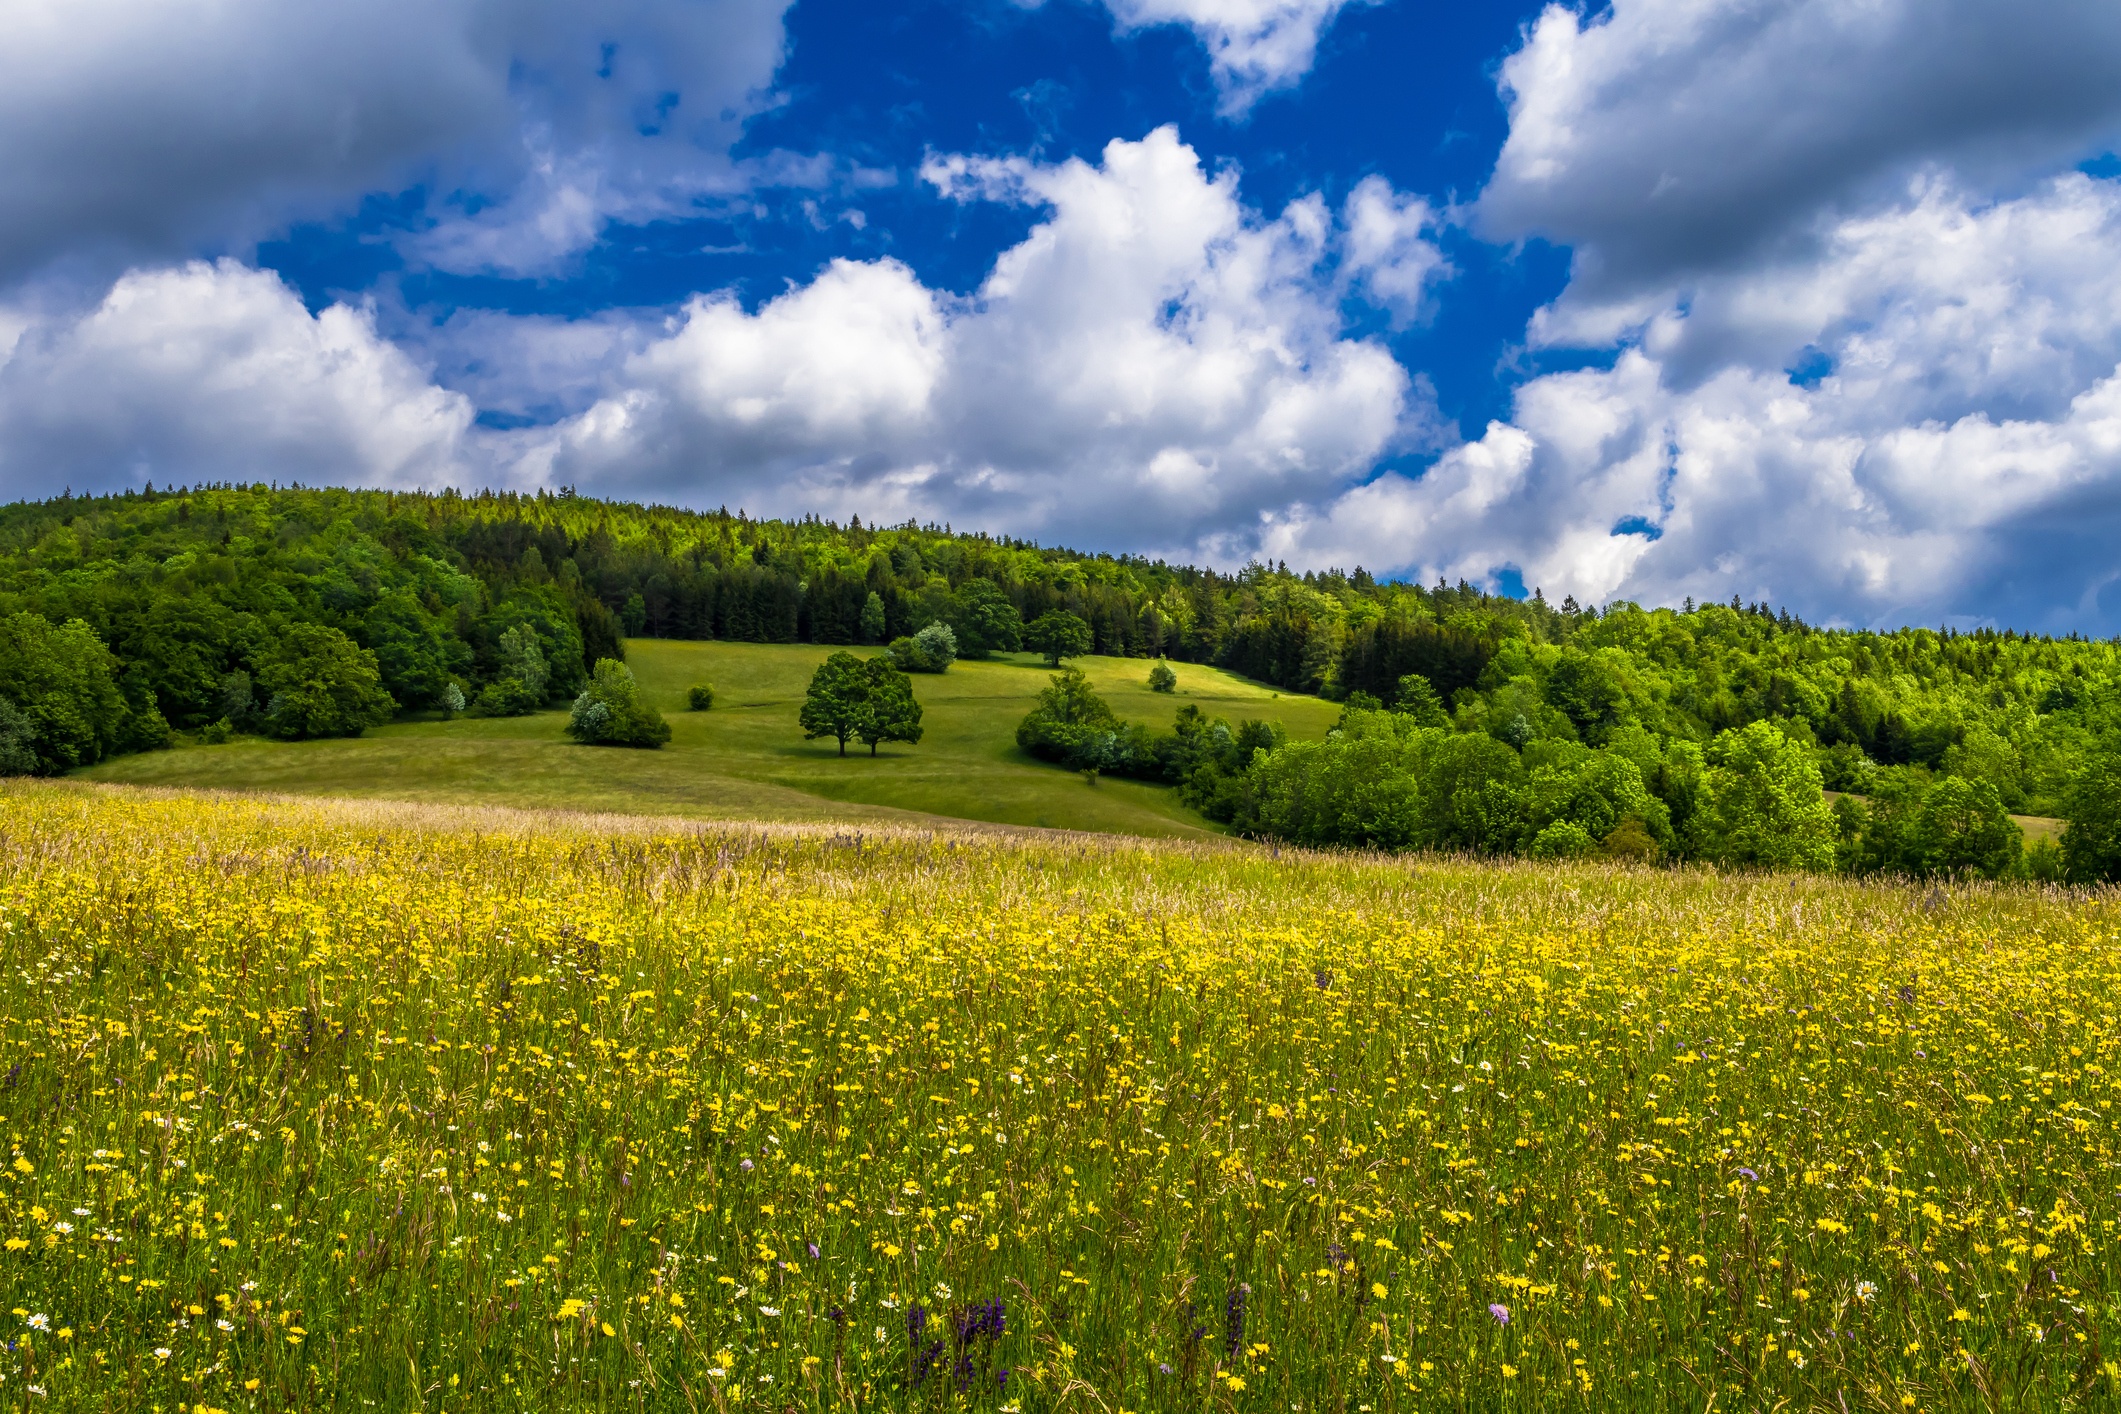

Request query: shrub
[
  {"left": 1527, "top": 820, "right": 1597, "bottom": 860},
  {"left": 1148, "top": 660, "right": 1177, "bottom": 693},
  {"left": 198, "top": 719, "right": 234, "bottom": 745},
  {"left": 566, "top": 660, "right": 670, "bottom": 748},
  {"left": 688, "top": 683, "right": 716, "bottom": 711}
]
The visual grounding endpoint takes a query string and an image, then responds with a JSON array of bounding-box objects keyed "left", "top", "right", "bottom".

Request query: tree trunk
[
  {"left": 870, "top": 740, "right": 878, "bottom": 756},
  {"left": 838, "top": 736, "right": 846, "bottom": 757}
]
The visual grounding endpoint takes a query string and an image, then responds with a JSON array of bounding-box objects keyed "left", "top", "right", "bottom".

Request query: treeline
[
  {"left": 1018, "top": 671, "right": 2121, "bottom": 884},
  {"left": 4, "top": 482, "right": 2121, "bottom": 838}
]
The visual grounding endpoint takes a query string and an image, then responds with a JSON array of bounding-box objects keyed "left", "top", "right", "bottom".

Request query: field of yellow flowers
[{"left": 0, "top": 782, "right": 2116, "bottom": 1411}]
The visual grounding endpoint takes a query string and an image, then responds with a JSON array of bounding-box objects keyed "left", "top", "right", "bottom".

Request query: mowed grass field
[
  {"left": 79, "top": 643, "right": 1340, "bottom": 837},
  {"left": 2, "top": 785, "right": 2119, "bottom": 1411}
]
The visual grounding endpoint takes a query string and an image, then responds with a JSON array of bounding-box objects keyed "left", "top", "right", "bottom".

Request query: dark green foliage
[
  {"left": 472, "top": 625, "right": 549, "bottom": 717},
  {"left": 364, "top": 591, "right": 455, "bottom": 709},
  {"left": 687, "top": 684, "right": 715, "bottom": 711},
  {"left": 256, "top": 622, "right": 395, "bottom": 740},
  {"left": 1016, "top": 668, "right": 1122, "bottom": 762},
  {"left": 1339, "top": 619, "right": 1493, "bottom": 702},
  {"left": 1025, "top": 611, "right": 1093, "bottom": 667},
  {"left": 1148, "top": 660, "right": 1177, "bottom": 693},
  {"left": 800, "top": 652, "right": 870, "bottom": 757},
  {"left": 947, "top": 580, "right": 1023, "bottom": 657},
  {"left": 566, "top": 660, "right": 670, "bottom": 748},
  {"left": 859, "top": 592, "right": 887, "bottom": 646},
  {"left": 2062, "top": 745, "right": 2121, "bottom": 883},
  {"left": 0, "top": 611, "right": 133, "bottom": 773},
  {"left": 855, "top": 656, "right": 923, "bottom": 756}
]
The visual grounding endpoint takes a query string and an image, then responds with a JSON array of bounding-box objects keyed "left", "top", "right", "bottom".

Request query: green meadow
[{"left": 79, "top": 642, "right": 1338, "bottom": 836}]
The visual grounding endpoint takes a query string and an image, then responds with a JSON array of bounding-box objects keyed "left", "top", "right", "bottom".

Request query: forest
[{"left": 5, "top": 482, "right": 2121, "bottom": 879}]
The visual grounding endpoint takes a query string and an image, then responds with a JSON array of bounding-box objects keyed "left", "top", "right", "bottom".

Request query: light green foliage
[
  {"left": 858, "top": 591, "right": 887, "bottom": 645},
  {"left": 566, "top": 660, "right": 671, "bottom": 748},
  {"left": 2062, "top": 743, "right": 2121, "bottom": 883},
  {"left": 686, "top": 683, "right": 715, "bottom": 711},
  {"left": 1392, "top": 672, "right": 1448, "bottom": 726},
  {"left": 1692, "top": 720, "right": 1837, "bottom": 870},
  {"left": 1148, "top": 659, "right": 1178, "bottom": 693},
  {"left": 257, "top": 622, "right": 395, "bottom": 741}
]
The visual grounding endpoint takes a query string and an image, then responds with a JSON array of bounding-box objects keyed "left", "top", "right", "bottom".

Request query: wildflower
[
  {"left": 25, "top": 1314, "right": 46, "bottom": 1331},
  {"left": 1489, "top": 1303, "right": 1510, "bottom": 1326},
  {"left": 1855, "top": 1281, "right": 1878, "bottom": 1304}
]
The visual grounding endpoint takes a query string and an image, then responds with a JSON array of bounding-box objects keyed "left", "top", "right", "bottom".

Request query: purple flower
[
  {"left": 740, "top": 1158, "right": 753, "bottom": 1172},
  {"left": 1737, "top": 1167, "right": 1759, "bottom": 1183},
  {"left": 808, "top": 1242, "right": 820, "bottom": 1260},
  {"left": 1488, "top": 1303, "right": 1510, "bottom": 1326}
]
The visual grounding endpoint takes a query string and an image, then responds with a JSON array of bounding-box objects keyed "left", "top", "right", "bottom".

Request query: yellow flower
[{"left": 1371, "top": 1282, "right": 1388, "bottom": 1300}]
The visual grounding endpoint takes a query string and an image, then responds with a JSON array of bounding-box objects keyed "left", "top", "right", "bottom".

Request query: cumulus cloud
[
  {"left": 1101, "top": 0, "right": 1373, "bottom": 116},
  {"left": 1479, "top": 0, "right": 2121, "bottom": 296},
  {"left": 0, "top": 262, "right": 478, "bottom": 499},
  {"left": 525, "top": 127, "right": 1432, "bottom": 550},
  {"left": 1272, "top": 174, "right": 2121, "bottom": 629},
  {"left": 0, "top": 0, "right": 792, "bottom": 284}
]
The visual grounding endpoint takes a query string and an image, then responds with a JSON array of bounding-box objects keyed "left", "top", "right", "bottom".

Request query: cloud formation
[
  {"left": 1479, "top": 0, "right": 2121, "bottom": 296},
  {"left": 1275, "top": 174, "right": 2121, "bottom": 628},
  {"left": 526, "top": 127, "right": 1433, "bottom": 549},
  {"left": 0, "top": 0, "right": 792, "bottom": 283},
  {"left": 1102, "top": 0, "right": 1372, "bottom": 115},
  {"left": 0, "top": 262, "right": 475, "bottom": 500}
]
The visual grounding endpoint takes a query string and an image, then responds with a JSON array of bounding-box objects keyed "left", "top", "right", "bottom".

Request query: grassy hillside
[
  {"left": 4, "top": 784, "right": 2115, "bottom": 1410},
  {"left": 79, "top": 641, "right": 1339, "bottom": 835}
]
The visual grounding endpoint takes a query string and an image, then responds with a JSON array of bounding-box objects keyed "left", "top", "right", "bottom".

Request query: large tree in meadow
[{"left": 800, "top": 652, "right": 870, "bottom": 757}]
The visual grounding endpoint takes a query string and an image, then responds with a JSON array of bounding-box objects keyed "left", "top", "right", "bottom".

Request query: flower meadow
[{"left": 0, "top": 785, "right": 2118, "bottom": 1411}]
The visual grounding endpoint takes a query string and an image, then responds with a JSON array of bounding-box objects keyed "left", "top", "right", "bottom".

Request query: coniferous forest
[{"left": 6, "top": 482, "right": 2121, "bottom": 881}]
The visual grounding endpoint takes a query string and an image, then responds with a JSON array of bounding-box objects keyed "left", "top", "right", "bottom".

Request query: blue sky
[{"left": 3, "top": 0, "right": 2121, "bottom": 631}]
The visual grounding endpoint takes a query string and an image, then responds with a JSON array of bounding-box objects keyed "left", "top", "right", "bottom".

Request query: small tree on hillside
[
  {"left": 1148, "top": 659, "right": 1177, "bottom": 693},
  {"left": 1026, "top": 610, "right": 1093, "bottom": 667},
  {"left": 855, "top": 656, "right": 923, "bottom": 756},
  {"left": 800, "top": 652, "right": 870, "bottom": 757},
  {"left": 859, "top": 592, "right": 887, "bottom": 645},
  {"left": 258, "top": 622, "right": 396, "bottom": 740}
]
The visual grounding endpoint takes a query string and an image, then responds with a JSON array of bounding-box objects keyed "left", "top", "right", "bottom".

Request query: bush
[
  {"left": 567, "top": 660, "right": 670, "bottom": 748},
  {"left": 688, "top": 684, "right": 715, "bottom": 711},
  {"left": 1528, "top": 820, "right": 1597, "bottom": 860},
  {"left": 888, "top": 622, "right": 957, "bottom": 673},
  {"left": 257, "top": 622, "right": 396, "bottom": 741},
  {"left": 1148, "top": 660, "right": 1177, "bottom": 693},
  {"left": 198, "top": 719, "right": 234, "bottom": 745}
]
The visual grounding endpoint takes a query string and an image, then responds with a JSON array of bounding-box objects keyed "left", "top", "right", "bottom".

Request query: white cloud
[
  {"left": 1101, "top": 0, "right": 1373, "bottom": 116},
  {"left": 1273, "top": 174, "right": 2121, "bottom": 629},
  {"left": 0, "top": 0, "right": 792, "bottom": 283},
  {"left": 1340, "top": 175, "right": 1449, "bottom": 326},
  {"left": 527, "top": 127, "right": 1427, "bottom": 548},
  {"left": 1479, "top": 0, "right": 2121, "bottom": 295},
  {"left": 0, "top": 262, "right": 477, "bottom": 498}
]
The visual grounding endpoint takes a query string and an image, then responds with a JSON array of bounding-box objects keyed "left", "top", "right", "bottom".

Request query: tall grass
[{"left": 0, "top": 781, "right": 2115, "bottom": 1410}]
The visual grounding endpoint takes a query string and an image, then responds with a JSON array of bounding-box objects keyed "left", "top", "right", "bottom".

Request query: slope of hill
[{"left": 79, "top": 641, "right": 1339, "bottom": 835}]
